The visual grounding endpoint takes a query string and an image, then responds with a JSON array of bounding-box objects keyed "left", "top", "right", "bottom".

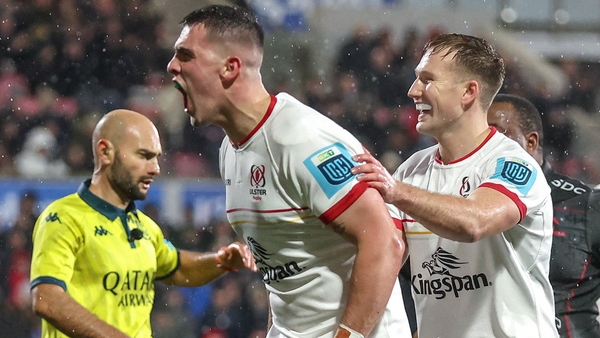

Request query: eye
[
  {"left": 419, "top": 76, "right": 431, "bottom": 84},
  {"left": 139, "top": 151, "right": 158, "bottom": 160},
  {"left": 175, "top": 48, "right": 194, "bottom": 62}
]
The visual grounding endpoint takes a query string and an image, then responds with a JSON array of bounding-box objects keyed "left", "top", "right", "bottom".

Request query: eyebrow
[
  {"left": 415, "top": 69, "right": 434, "bottom": 78},
  {"left": 175, "top": 46, "right": 195, "bottom": 56},
  {"left": 139, "top": 149, "right": 162, "bottom": 157}
]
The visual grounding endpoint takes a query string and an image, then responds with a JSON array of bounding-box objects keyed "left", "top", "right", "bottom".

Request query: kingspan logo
[
  {"left": 412, "top": 247, "right": 492, "bottom": 299},
  {"left": 246, "top": 236, "right": 305, "bottom": 284}
]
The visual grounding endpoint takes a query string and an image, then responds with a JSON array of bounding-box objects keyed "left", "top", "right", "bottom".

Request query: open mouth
[
  {"left": 140, "top": 178, "right": 153, "bottom": 190},
  {"left": 416, "top": 103, "right": 432, "bottom": 111},
  {"left": 174, "top": 82, "right": 189, "bottom": 113}
]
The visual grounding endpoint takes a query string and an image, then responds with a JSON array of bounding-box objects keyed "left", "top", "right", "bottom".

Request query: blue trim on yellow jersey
[
  {"left": 31, "top": 276, "right": 67, "bottom": 291},
  {"left": 78, "top": 179, "right": 141, "bottom": 248}
]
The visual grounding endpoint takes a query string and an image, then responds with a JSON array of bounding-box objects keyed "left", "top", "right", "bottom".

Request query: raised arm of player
[
  {"left": 352, "top": 153, "right": 521, "bottom": 243},
  {"left": 31, "top": 284, "right": 129, "bottom": 338},
  {"left": 163, "top": 241, "right": 257, "bottom": 287},
  {"left": 331, "top": 187, "right": 405, "bottom": 337}
]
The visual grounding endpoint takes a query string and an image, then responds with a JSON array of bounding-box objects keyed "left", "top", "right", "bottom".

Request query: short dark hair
[
  {"left": 424, "top": 33, "right": 505, "bottom": 109},
  {"left": 181, "top": 5, "right": 264, "bottom": 50},
  {"left": 493, "top": 93, "right": 544, "bottom": 146}
]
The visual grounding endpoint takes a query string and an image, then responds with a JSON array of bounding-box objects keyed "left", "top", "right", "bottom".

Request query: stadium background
[{"left": 1, "top": 0, "right": 600, "bottom": 337}]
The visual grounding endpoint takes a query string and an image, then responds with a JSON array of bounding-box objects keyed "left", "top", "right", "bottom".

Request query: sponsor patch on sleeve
[
  {"left": 303, "top": 142, "right": 357, "bottom": 198},
  {"left": 490, "top": 157, "right": 537, "bottom": 195}
]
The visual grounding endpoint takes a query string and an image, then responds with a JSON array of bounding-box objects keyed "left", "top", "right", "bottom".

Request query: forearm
[
  {"left": 32, "top": 285, "right": 128, "bottom": 338},
  {"left": 164, "top": 250, "right": 226, "bottom": 287},
  {"left": 392, "top": 183, "right": 502, "bottom": 242},
  {"left": 338, "top": 236, "right": 403, "bottom": 336}
]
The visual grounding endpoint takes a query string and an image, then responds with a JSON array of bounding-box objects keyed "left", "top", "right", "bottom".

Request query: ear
[
  {"left": 461, "top": 80, "right": 479, "bottom": 106},
  {"left": 525, "top": 131, "right": 540, "bottom": 154},
  {"left": 221, "top": 56, "right": 241, "bottom": 82},
  {"left": 96, "top": 139, "right": 114, "bottom": 166}
]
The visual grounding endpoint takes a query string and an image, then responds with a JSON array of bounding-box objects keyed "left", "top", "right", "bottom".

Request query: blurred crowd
[{"left": 2, "top": 0, "right": 600, "bottom": 337}]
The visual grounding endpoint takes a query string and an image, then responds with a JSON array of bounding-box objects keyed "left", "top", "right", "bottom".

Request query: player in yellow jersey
[{"left": 30, "top": 109, "right": 256, "bottom": 338}]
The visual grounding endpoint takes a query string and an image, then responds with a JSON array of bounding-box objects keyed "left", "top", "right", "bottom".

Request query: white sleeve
[
  {"left": 478, "top": 154, "right": 550, "bottom": 220},
  {"left": 277, "top": 120, "right": 368, "bottom": 223}
]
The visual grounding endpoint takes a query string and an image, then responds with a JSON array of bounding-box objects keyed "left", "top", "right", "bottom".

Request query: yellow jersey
[{"left": 30, "top": 180, "right": 179, "bottom": 337}]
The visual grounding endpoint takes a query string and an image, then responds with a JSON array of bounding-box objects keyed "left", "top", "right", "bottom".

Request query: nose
[
  {"left": 407, "top": 78, "right": 421, "bottom": 100},
  {"left": 148, "top": 158, "right": 161, "bottom": 176},
  {"left": 167, "top": 56, "right": 179, "bottom": 76}
]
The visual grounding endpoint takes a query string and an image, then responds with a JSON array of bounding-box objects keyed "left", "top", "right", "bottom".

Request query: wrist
[
  {"left": 214, "top": 248, "right": 236, "bottom": 272},
  {"left": 335, "top": 324, "right": 364, "bottom": 338}
]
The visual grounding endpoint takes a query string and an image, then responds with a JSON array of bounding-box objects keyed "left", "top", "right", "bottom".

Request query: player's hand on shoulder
[
  {"left": 217, "top": 241, "right": 257, "bottom": 272},
  {"left": 351, "top": 150, "right": 397, "bottom": 204}
]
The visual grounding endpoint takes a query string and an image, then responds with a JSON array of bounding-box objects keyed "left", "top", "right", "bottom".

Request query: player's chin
[{"left": 134, "top": 184, "right": 150, "bottom": 199}]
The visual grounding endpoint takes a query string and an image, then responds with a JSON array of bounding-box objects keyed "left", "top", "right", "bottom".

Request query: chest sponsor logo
[
  {"left": 412, "top": 247, "right": 492, "bottom": 299},
  {"left": 303, "top": 142, "right": 357, "bottom": 198},
  {"left": 550, "top": 178, "right": 587, "bottom": 195},
  {"left": 103, "top": 270, "right": 155, "bottom": 307},
  {"left": 249, "top": 165, "right": 267, "bottom": 200},
  {"left": 246, "top": 236, "right": 305, "bottom": 284}
]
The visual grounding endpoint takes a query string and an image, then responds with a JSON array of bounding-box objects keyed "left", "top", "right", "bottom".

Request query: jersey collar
[
  {"left": 235, "top": 94, "right": 277, "bottom": 148},
  {"left": 77, "top": 179, "right": 138, "bottom": 221},
  {"left": 435, "top": 126, "right": 497, "bottom": 164}
]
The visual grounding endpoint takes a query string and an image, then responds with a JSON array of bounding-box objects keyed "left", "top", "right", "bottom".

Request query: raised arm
[
  {"left": 331, "top": 187, "right": 405, "bottom": 337},
  {"left": 162, "top": 241, "right": 257, "bottom": 287},
  {"left": 31, "top": 284, "right": 129, "bottom": 338},
  {"left": 352, "top": 153, "right": 521, "bottom": 242}
]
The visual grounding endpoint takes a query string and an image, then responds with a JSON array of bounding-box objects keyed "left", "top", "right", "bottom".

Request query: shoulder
[
  {"left": 547, "top": 170, "right": 590, "bottom": 203},
  {"left": 34, "top": 193, "right": 86, "bottom": 238},
  {"left": 270, "top": 93, "right": 352, "bottom": 146},
  {"left": 489, "top": 133, "right": 533, "bottom": 159},
  {"left": 136, "top": 210, "right": 160, "bottom": 228},
  {"left": 39, "top": 193, "right": 84, "bottom": 219},
  {"left": 484, "top": 135, "right": 542, "bottom": 173},
  {"left": 587, "top": 186, "right": 600, "bottom": 206},
  {"left": 397, "top": 145, "right": 438, "bottom": 170}
]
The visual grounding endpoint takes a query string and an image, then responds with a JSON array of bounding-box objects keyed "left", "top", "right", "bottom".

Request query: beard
[{"left": 108, "top": 153, "right": 148, "bottom": 201}]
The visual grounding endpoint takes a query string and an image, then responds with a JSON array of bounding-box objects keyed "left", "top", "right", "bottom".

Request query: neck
[
  {"left": 89, "top": 175, "right": 129, "bottom": 209},
  {"left": 222, "top": 89, "right": 272, "bottom": 145},
  {"left": 436, "top": 125, "right": 492, "bottom": 164}
]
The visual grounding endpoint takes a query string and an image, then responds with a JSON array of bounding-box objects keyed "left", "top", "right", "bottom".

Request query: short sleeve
[
  {"left": 279, "top": 120, "right": 367, "bottom": 224},
  {"left": 145, "top": 216, "right": 179, "bottom": 279},
  {"left": 30, "top": 206, "right": 81, "bottom": 290},
  {"left": 479, "top": 155, "right": 550, "bottom": 220}
]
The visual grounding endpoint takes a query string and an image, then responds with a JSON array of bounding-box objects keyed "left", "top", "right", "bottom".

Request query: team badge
[
  {"left": 249, "top": 164, "right": 267, "bottom": 200},
  {"left": 303, "top": 142, "right": 356, "bottom": 198},
  {"left": 491, "top": 157, "right": 536, "bottom": 195},
  {"left": 251, "top": 165, "right": 266, "bottom": 187}
]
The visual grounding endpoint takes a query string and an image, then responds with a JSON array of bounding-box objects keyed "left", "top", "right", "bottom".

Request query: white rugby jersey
[
  {"left": 219, "top": 93, "right": 411, "bottom": 338},
  {"left": 394, "top": 128, "right": 557, "bottom": 338}
]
